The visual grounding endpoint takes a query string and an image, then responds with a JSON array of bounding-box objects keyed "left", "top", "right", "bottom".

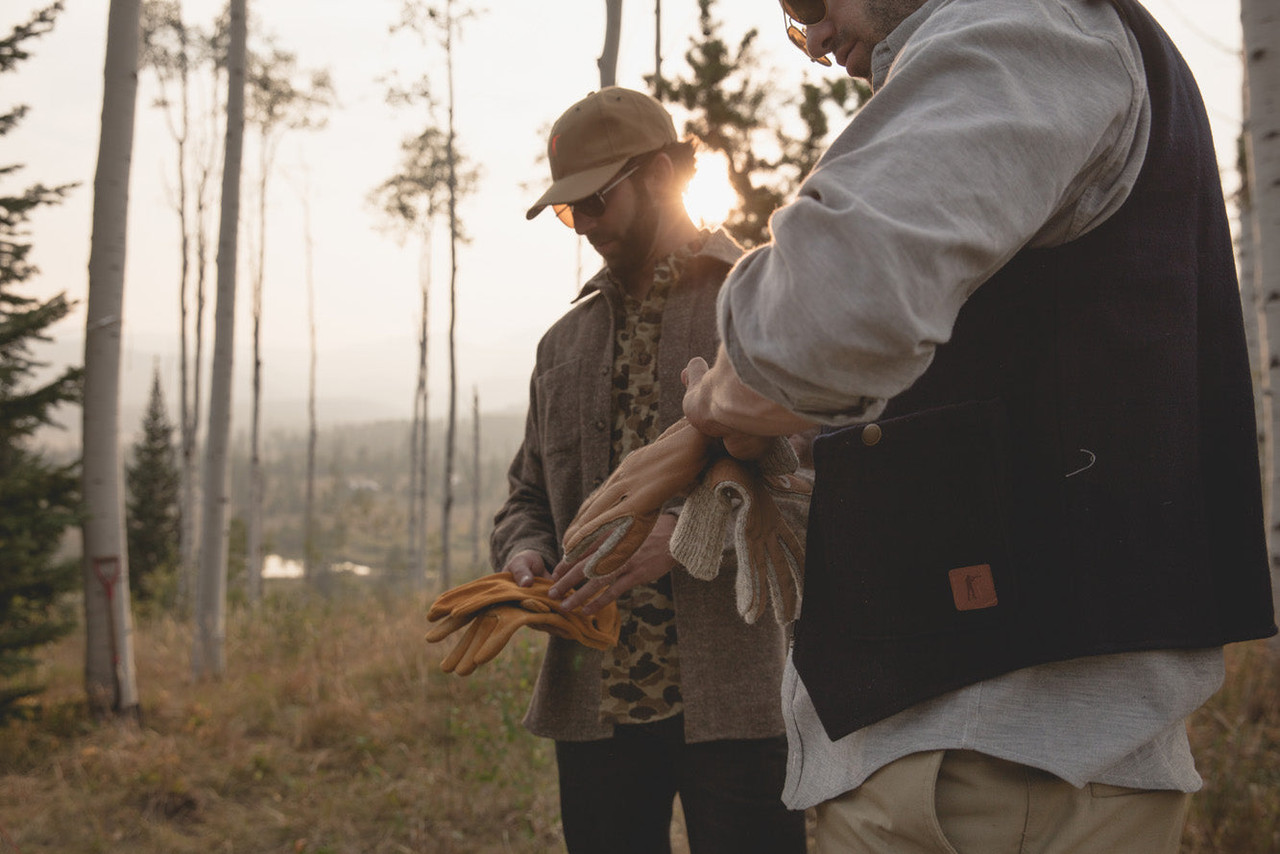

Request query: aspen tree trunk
[
  {"left": 246, "top": 270, "right": 263, "bottom": 600},
  {"left": 472, "top": 386, "right": 480, "bottom": 568},
  {"left": 441, "top": 0, "right": 459, "bottom": 591},
  {"left": 654, "top": 0, "right": 662, "bottom": 85},
  {"left": 409, "top": 234, "right": 430, "bottom": 589},
  {"left": 417, "top": 276, "right": 430, "bottom": 587},
  {"left": 183, "top": 89, "right": 217, "bottom": 611},
  {"left": 303, "top": 179, "right": 319, "bottom": 584},
  {"left": 1238, "top": 77, "right": 1270, "bottom": 542},
  {"left": 1241, "top": 161, "right": 1270, "bottom": 517},
  {"left": 170, "top": 14, "right": 199, "bottom": 615},
  {"left": 194, "top": 0, "right": 246, "bottom": 678},
  {"left": 246, "top": 139, "right": 268, "bottom": 602},
  {"left": 1242, "top": 0, "right": 1280, "bottom": 646},
  {"left": 598, "top": 0, "right": 623, "bottom": 87},
  {"left": 83, "top": 0, "right": 142, "bottom": 717},
  {"left": 408, "top": 363, "right": 422, "bottom": 581},
  {"left": 585, "top": 0, "right": 624, "bottom": 290}
]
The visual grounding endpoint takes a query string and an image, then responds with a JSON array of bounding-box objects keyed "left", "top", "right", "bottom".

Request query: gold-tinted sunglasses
[
  {"left": 780, "top": 0, "right": 832, "bottom": 66},
  {"left": 781, "top": 0, "right": 825, "bottom": 24}
]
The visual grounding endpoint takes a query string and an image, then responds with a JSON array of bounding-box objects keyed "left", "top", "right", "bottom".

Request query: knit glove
[
  {"left": 669, "top": 456, "right": 809, "bottom": 625},
  {"left": 561, "top": 418, "right": 714, "bottom": 579},
  {"left": 561, "top": 419, "right": 802, "bottom": 580},
  {"left": 426, "top": 572, "right": 620, "bottom": 675}
]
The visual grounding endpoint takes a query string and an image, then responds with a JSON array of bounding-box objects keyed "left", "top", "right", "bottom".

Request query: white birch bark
[
  {"left": 412, "top": 234, "right": 431, "bottom": 589},
  {"left": 1242, "top": 0, "right": 1280, "bottom": 643},
  {"left": 441, "top": 0, "right": 459, "bottom": 591},
  {"left": 165, "top": 10, "right": 200, "bottom": 614},
  {"left": 472, "top": 387, "right": 481, "bottom": 568},
  {"left": 245, "top": 139, "right": 267, "bottom": 603},
  {"left": 82, "top": 0, "right": 142, "bottom": 716},
  {"left": 193, "top": 0, "right": 246, "bottom": 678},
  {"left": 653, "top": 0, "right": 662, "bottom": 84},
  {"left": 1238, "top": 71, "right": 1271, "bottom": 549},
  {"left": 302, "top": 174, "right": 319, "bottom": 584},
  {"left": 598, "top": 0, "right": 622, "bottom": 87},
  {"left": 1240, "top": 159, "right": 1270, "bottom": 520}
]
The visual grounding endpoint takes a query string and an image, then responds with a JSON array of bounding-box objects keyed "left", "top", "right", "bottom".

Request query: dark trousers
[{"left": 555, "top": 714, "right": 807, "bottom": 854}]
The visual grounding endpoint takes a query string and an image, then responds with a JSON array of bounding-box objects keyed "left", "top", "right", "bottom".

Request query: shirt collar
[
  {"left": 871, "top": 0, "right": 948, "bottom": 90},
  {"left": 573, "top": 228, "right": 743, "bottom": 303}
]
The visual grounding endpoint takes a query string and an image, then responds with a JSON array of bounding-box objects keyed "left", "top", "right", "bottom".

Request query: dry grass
[
  {"left": 0, "top": 583, "right": 562, "bottom": 853},
  {"left": 0, "top": 585, "right": 1275, "bottom": 853},
  {"left": 1183, "top": 638, "right": 1280, "bottom": 853}
]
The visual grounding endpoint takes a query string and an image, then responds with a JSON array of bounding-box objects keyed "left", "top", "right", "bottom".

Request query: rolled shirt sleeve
[{"left": 718, "top": 0, "right": 1148, "bottom": 425}]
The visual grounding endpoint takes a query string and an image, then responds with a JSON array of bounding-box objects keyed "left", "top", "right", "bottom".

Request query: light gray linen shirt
[{"left": 715, "top": 0, "right": 1225, "bottom": 809}]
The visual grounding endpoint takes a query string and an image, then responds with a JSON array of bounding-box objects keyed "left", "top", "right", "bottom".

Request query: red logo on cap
[{"left": 551, "top": 134, "right": 560, "bottom": 156}]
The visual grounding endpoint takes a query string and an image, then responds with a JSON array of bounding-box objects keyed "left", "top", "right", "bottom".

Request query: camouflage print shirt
[{"left": 598, "top": 248, "right": 692, "bottom": 724}]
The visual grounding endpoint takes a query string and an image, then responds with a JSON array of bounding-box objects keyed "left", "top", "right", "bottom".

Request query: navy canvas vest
[{"left": 793, "top": 0, "right": 1277, "bottom": 742}]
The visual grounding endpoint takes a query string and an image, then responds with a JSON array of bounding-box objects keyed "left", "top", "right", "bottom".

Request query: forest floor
[{"left": 0, "top": 581, "right": 1277, "bottom": 853}]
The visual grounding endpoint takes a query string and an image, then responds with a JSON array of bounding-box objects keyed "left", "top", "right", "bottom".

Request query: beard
[{"left": 596, "top": 183, "right": 662, "bottom": 281}]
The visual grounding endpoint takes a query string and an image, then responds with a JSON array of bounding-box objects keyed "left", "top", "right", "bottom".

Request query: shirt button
[
  {"left": 861, "top": 424, "right": 882, "bottom": 446},
  {"left": 594, "top": 419, "right": 607, "bottom": 431}
]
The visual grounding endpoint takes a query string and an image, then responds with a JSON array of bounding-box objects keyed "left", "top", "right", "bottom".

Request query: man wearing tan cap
[{"left": 490, "top": 87, "right": 807, "bottom": 853}]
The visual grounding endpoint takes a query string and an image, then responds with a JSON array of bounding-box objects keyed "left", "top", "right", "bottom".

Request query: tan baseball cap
[{"left": 526, "top": 87, "right": 678, "bottom": 220}]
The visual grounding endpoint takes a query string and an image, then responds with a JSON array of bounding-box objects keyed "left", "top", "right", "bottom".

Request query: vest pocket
[{"left": 808, "top": 397, "right": 1016, "bottom": 640}]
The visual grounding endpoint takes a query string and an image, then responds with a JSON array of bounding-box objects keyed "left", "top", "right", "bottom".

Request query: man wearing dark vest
[{"left": 682, "top": 0, "right": 1277, "bottom": 851}]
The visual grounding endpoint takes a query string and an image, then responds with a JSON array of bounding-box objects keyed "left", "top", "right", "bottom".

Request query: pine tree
[
  {"left": 126, "top": 368, "right": 181, "bottom": 605},
  {"left": 651, "top": 0, "right": 868, "bottom": 248},
  {"left": 0, "top": 2, "right": 82, "bottom": 719}
]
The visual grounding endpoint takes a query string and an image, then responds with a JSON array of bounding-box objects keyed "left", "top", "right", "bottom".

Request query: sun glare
[{"left": 683, "top": 150, "right": 736, "bottom": 228}]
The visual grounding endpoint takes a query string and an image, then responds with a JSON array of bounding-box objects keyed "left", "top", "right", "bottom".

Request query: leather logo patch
[{"left": 949, "top": 564, "right": 998, "bottom": 611}]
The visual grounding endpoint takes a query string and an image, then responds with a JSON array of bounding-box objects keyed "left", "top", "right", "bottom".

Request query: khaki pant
[{"left": 815, "top": 750, "right": 1190, "bottom": 854}]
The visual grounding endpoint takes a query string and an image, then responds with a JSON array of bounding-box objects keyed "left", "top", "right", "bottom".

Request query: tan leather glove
[
  {"left": 426, "top": 572, "right": 620, "bottom": 674},
  {"left": 670, "top": 456, "right": 807, "bottom": 625},
  {"left": 426, "top": 571, "right": 547, "bottom": 624},
  {"left": 436, "top": 604, "right": 620, "bottom": 675},
  {"left": 561, "top": 418, "right": 715, "bottom": 579}
]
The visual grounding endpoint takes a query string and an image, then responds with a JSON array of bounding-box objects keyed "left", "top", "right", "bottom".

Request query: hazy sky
[{"left": 8, "top": 0, "right": 1245, "bottom": 433}]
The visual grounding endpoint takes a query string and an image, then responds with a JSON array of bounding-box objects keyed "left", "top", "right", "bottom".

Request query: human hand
[
  {"left": 503, "top": 549, "right": 551, "bottom": 587},
  {"left": 681, "top": 346, "right": 814, "bottom": 460},
  {"left": 560, "top": 418, "right": 712, "bottom": 579},
  {"left": 550, "top": 512, "right": 679, "bottom": 614}
]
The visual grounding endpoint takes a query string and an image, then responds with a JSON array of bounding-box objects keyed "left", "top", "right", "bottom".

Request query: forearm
[
  {"left": 715, "top": 1, "right": 1144, "bottom": 423},
  {"left": 490, "top": 452, "right": 560, "bottom": 570},
  {"left": 683, "top": 344, "right": 816, "bottom": 438}
]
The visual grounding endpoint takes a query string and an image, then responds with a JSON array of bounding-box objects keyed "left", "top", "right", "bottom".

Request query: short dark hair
[
  {"left": 663, "top": 139, "right": 698, "bottom": 189},
  {"left": 630, "top": 139, "right": 699, "bottom": 199}
]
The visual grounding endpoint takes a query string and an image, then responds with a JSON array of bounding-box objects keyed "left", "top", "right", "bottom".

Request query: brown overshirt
[{"left": 491, "top": 229, "right": 794, "bottom": 743}]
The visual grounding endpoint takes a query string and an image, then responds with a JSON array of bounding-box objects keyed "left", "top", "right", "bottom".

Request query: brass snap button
[{"left": 861, "top": 423, "right": 882, "bottom": 446}]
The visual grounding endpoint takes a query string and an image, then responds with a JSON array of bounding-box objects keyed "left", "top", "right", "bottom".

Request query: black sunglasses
[
  {"left": 553, "top": 161, "right": 643, "bottom": 228},
  {"left": 780, "top": 0, "right": 826, "bottom": 26}
]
